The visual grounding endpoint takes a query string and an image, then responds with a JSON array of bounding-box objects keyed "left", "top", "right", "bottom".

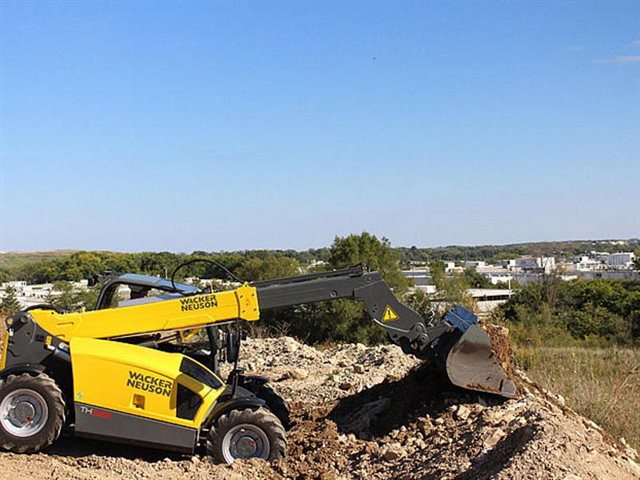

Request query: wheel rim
[
  {"left": 0, "top": 388, "right": 49, "bottom": 437},
  {"left": 221, "top": 423, "right": 270, "bottom": 463}
]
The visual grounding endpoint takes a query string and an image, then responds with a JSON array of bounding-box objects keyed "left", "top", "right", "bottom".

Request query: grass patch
[
  {"left": 0, "top": 250, "right": 78, "bottom": 270},
  {"left": 515, "top": 346, "right": 640, "bottom": 451}
]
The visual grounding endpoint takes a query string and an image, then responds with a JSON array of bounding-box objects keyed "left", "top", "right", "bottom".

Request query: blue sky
[{"left": 1, "top": 1, "right": 638, "bottom": 252}]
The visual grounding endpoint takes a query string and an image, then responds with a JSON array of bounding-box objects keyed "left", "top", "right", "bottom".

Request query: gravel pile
[{"left": 1, "top": 332, "right": 638, "bottom": 479}]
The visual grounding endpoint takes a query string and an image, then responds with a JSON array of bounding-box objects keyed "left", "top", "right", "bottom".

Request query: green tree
[
  {"left": 500, "top": 278, "right": 639, "bottom": 347},
  {"left": 45, "top": 281, "right": 78, "bottom": 311},
  {"left": 0, "top": 269, "right": 10, "bottom": 283},
  {"left": 463, "top": 268, "right": 493, "bottom": 289},
  {"left": 329, "top": 232, "right": 410, "bottom": 294},
  {"left": 236, "top": 257, "right": 301, "bottom": 282},
  {"left": 282, "top": 233, "right": 410, "bottom": 345},
  {"left": 405, "top": 287, "right": 434, "bottom": 319},
  {"left": 428, "top": 260, "right": 475, "bottom": 312},
  {"left": 45, "top": 282, "right": 99, "bottom": 312},
  {"left": 428, "top": 260, "right": 446, "bottom": 290},
  {"left": 0, "top": 285, "right": 21, "bottom": 316}
]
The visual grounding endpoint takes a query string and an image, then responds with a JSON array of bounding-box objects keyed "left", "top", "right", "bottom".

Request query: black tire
[
  {"left": 0, "top": 373, "right": 66, "bottom": 453},
  {"left": 249, "top": 384, "right": 291, "bottom": 430},
  {"left": 207, "top": 407, "right": 286, "bottom": 464}
]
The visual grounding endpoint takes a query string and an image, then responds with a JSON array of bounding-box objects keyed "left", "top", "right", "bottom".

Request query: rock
[
  {"left": 417, "top": 417, "right": 433, "bottom": 434},
  {"left": 288, "top": 368, "right": 309, "bottom": 380},
  {"left": 319, "top": 472, "right": 337, "bottom": 480},
  {"left": 454, "top": 405, "right": 471, "bottom": 421},
  {"left": 624, "top": 446, "right": 638, "bottom": 461},
  {"left": 2, "top": 335, "right": 638, "bottom": 480},
  {"left": 483, "top": 428, "right": 506, "bottom": 449},
  {"left": 282, "top": 336, "right": 299, "bottom": 352},
  {"left": 482, "top": 410, "right": 502, "bottom": 425},
  {"left": 500, "top": 412, "right": 516, "bottom": 426},
  {"left": 382, "top": 443, "right": 406, "bottom": 461}
]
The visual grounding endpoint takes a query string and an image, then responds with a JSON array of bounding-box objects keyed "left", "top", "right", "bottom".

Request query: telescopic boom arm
[
  {"left": 253, "top": 265, "right": 448, "bottom": 358},
  {"left": 254, "top": 265, "right": 516, "bottom": 398}
]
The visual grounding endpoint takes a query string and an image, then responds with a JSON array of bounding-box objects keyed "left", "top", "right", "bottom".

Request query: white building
[
  {"left": 1, "top": 280, "right": 89, "bottom": 309},
  {"left": 514, "top": 257, "right": 556, "bottom": 273},
  {"left": 485, "top": 271, "right": 515, "bottom": 285},
  {"left": 414, "top": 284, "right": 437, "bottom": 295},
  {"left": 605, "top": 252, "right": 635, "bottom": 268},
  {"left": 468, "top": 288, "right": 514, "bottom": 314},
  {"left": 572, "top": 256, "right": 606, "bottom": 272},
  {"left": 464, "top": 260, "right": 486, "bottom": 269},
  {"left": 444, "top": 262, "right": 461, "bottom": 273}
]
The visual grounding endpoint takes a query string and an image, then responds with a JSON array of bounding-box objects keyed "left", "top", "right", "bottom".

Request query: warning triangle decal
[{"left": 382, "top": 305, "right": 399, "bottom": 322}]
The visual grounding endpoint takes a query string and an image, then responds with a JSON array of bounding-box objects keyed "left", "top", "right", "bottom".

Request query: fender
[
  {"left": 204, "top": 386, "right": 265, "bottom": 428},
  {"left": 0, "top": 363, "right": 46, "bottom": 380},
  {"left": 239, "top": 375, "right": 270, "bottom": 390}
]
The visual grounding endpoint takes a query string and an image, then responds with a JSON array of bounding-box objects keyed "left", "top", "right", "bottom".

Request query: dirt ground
[{"left": 0, "top": 334, "right": 638, "bottom": 480}]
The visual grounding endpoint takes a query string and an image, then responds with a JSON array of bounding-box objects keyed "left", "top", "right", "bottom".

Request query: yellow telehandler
[{"left": 0, "top": 263, "right": 514, "bottom": 463}]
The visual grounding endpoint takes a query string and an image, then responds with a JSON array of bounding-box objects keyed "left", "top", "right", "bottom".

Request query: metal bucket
[{"left": 445, "top": 324, "right": 517, "bottom": 398}]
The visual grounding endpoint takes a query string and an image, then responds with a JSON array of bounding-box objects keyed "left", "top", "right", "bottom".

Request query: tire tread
[{"left": 0, "top": 373, "right": 65, "bottom": 453}]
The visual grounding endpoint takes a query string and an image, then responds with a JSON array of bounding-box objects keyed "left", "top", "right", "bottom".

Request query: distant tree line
[
  {"left": 1, "top": 239, "right": 637, "bottom": 285},
  {"left": 1, "top": 236, "right": 639, "bottom": 347},
  {"left": 0, "top": 250, "right": 329, "bottom": 285},
  {"left": 0, "top": 233, "right": 411, "bottom": 344},
  {"left": 396, "top": 239, "right": 640, "bottom": 266},
  {"left": 497, "top": 275, "right": 640, "bottom": 347}
]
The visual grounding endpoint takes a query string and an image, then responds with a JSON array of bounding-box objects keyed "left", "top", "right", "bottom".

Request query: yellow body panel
[
  {"left": 30, "top": 284, "right": 259, "bottom": 341},
  {"left": 70, "top": 337, "right": 224, "bottom": 427},
  {"left": 0, "top": 331, "right": 9, "bottom": 370}
]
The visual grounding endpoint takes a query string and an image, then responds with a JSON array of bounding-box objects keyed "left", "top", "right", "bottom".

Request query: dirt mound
[
  {"left": 329, "top": 363, "right": 458, "bottom": 437},
  {"left": 0, "top": 335, "right": 638, "bottom": 479},
  {"left": 481, "top": 323, "right": 519, "bottom": 387}
]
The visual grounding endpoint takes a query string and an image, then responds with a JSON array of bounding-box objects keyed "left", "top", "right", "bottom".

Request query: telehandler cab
[{"left": 0, "top": 263, "right": 515, "bottom": 463}]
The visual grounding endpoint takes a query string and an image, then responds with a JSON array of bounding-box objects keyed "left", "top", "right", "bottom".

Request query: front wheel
[
  {"left": 0, "top": 373, "right": 66, "bottom": 453},
  {"left": 244, "top": 382, "right": 291, "bottom": 430},
  {"left": 207, "top": 407, "right": 286, "bottom": 464}
]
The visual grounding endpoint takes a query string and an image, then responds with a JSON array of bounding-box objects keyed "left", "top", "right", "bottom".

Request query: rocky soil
[{"left": 0, "top": 334, "right": 638, "bottom": 479}]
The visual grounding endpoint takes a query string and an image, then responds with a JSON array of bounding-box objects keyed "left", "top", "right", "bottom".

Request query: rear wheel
[
  {"left": 207, "top": 407, "right": 286, "bottom": 464},
  {"left": 0, "top": 373, "right": 65, "bottom": 453}
]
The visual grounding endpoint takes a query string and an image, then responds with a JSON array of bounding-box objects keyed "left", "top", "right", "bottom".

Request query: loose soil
[{"left": 0, "top": 330, "right": 638, "bottom": 479}]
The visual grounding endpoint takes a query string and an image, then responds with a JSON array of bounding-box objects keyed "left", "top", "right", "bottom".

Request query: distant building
[
  {"left": 0, "top": 280, "right": 88, "bottom": 309},
  {"left": 468, "top": 288, "right": 514, "bottom": 314},
  {"left": 414, "top": 285, "right": 437, "bottom": 295},
  {"left": 514, "top": 257, "right": 556, "bottom": 273},
  {"left": 604, "top": 252, "right": 635, "bottom": 268},
  {"left": 464, "top": 260, "right": 486, "bottom": 269},
  {"left": 576, "top": 270, "right": 640, "bottom": 281}
]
